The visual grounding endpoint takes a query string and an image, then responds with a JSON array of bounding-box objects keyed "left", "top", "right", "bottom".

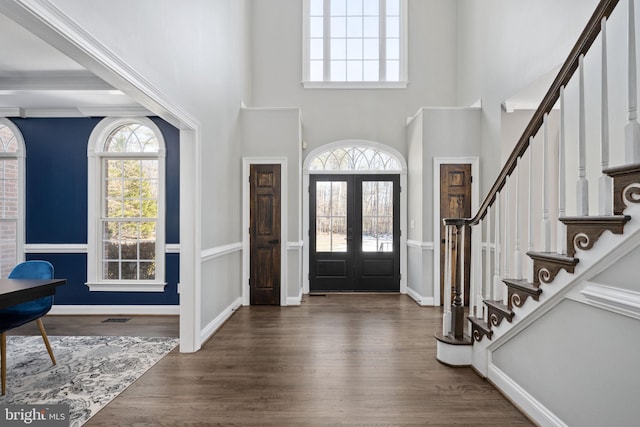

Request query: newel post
[{"left": 444, "top": 218, "right": 467, "bottom": 340}]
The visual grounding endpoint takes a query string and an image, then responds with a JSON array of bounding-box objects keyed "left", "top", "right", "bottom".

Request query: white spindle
[
  {"left": 493, "top": 191, "right": 502, "bottom": 301},
  {"left": 485, "top": 206, "right": 492, "bottom": 304},
  {"left": 503, "top": 178, "right": 510, "bottom": 302},
  {"left": 600, "top": 18, "right": 614, "bottom": 216},
  {"left": 543, "top": 114, "right": 552, "bottom": 251},
  {"left": 558, "top": 87, "right": 568, "bottom": 254},
  {"left": 577, "top": 55, "right": 590, "bottom": 216},
  {"left": 514, "top": 160, "right": 522, "bottom": 279},
  {"left": 627, "top": 0, "right": 640, "bottom": 162},
  {"left": 528, "top": 137, "right": 535, "bottom": 281},
  {"left": 443, "top": 225, "right": 452, "bottom": 335}
]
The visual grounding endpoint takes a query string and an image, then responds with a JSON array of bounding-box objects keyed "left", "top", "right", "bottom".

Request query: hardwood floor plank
[{"left": 80, "top": 294, "right": 532, "bottom": 426}]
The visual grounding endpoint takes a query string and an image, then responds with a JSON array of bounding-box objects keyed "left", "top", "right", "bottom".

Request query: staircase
[{"left": 436, "top": 1, "right": 640, "bottom": 422}]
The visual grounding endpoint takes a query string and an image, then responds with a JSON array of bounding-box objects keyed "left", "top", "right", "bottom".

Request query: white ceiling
[{"left": 0, "top": 12, "right": 148, "bottom": 117}]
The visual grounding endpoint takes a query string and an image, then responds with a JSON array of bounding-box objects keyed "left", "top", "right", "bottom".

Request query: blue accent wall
[{"left": 12, "top": 117, "right": 180, "bottom": 306}]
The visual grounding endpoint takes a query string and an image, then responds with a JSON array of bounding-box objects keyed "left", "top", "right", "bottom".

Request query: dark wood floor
[{"left": 15, "top": 294, "right": 532, "bottom": 425}]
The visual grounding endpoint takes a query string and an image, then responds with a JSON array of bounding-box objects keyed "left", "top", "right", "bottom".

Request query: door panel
[
  {"left": 310, "top": 174, "right": 400, "bottom": 292},
  {"left": 250, "top": 164, "right": 281, "bottom": 305},
  {"left": 439, "top": 164, "right": 472, "bottom": 305}
]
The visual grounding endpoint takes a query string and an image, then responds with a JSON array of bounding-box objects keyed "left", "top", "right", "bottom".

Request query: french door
[{"left": 309, "top": 174, "right": 400, "bottom": 292}]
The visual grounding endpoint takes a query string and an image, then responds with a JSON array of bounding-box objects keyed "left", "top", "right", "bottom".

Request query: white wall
[
  {"left": 44, "top": 0, "right": 253, "bottom": 345},
  {"left": 456, "top": 0, "right": 601, "bottom": 195},
  {"left": 250, "top": 0, "right": 458, "bottom": 159}
]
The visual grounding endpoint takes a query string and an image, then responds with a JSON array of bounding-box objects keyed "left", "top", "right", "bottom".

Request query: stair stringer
[
  {"left": 470, "top": 204, "right": 640, "bottom": 426},
  {"left": 470, "top": 202, "right": 640, "bottom": 378}
]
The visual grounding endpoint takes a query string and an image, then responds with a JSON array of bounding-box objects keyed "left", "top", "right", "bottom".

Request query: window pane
[
  {"left": 331, "top": 217, "right": 347, "bottom": 252},
  {"left": 331, "top": 61, "right": 347, "bottom": 80},
  {"left": 104, "top": 261, "right": 119, "bottom": 280},
  {"left": 331, "top": 17, "right": 346, "bottom": 37},
  {"left": 363, "top": 17, "right": 378, "bottom": 37},
  {"left": 347, "top": 61, "right": 363, "bottom": 81},
  {"left": 121, "top": 262, "right": 137, "bottom": 280},
  {"left": 362, "top": 181, "right": 394, "bottom": 253},
  {"left": 387, "top": 0, "right": 400, "bottom": 15},
  {"left": 310, "top": 39, "right": 324, "bottom": 59},
  {"left": 386, "top": 60, "right": 400, "bottom": 81},
  {"left": 362, "top": 217, "right": 376, "bottom": 252},
  {"left": 105, "top": 124, "right": 158, "bottom": 153},
  {"left": 386, "top": 38, "right": 400, "bottom": 60},
  {"left": 0, "top": 221, "right": 16, "bottom": 279},
  {"left": 331, "top": 182, "right": 347, "bottom": 216},
  {"left": 139, "top": 262, "right": 155, "bottom": 280},
  {"left": 347, "top": 39, "right": 363, "bottom": 60},
  {"left": 331, "top": 0, "right": 346, "bottom": 15},
  {"left": 363, "top": 60, "right": 379, "bottom": 80},
  {"left": 316, "top": 181, "right": 347, "bottom": 252},
  {"left": 310, "top": 17, "right": 324, "bottom": 37},
  {"left": 316, "top": 217, "right": 330, "bottom": 251},
  {"left": 310, "top": 60, "right": 324, "bottom": 80},
  {"left": 346, "top": 16, "right": 362, "bottom": 37},
  {"left": 386, "top": 16, "right": 400, "bottom": 37},
  {"left": 364, "top": 0, "right": 378, "bottom": 15},
  {"left": 363, "top": 39, "right": 379, "bottom": 59},
  {"left": 331, "top": 38, "right": 347, "bottom": 60},
  {"left": 347, "top": 0, "right": 362, "bottom": 15},
  {"left": 310, "top": 0, "right": 324, "bottom": 15}
]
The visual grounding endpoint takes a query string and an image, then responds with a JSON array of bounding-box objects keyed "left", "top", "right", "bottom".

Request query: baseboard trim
[
  {"left": 406, "top": 286, "right": 435, "bottom": 306},
  {"left": 49, "top": 305, "right": 179, "bottom": 315},
  {"left": 200, "top": 297, "right": 242, "bottom": 344},
  {"left": 488, "top": 363, "right": 567, "bottom": 427},
  {"left": 287, "top": 289, "right": 303, "bottom": 306}
]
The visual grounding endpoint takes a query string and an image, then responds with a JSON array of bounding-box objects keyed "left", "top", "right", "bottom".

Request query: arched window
[
  {"left": 0, "top": 119, "right": 24, "bottom": 278},
  {"left": 87, "top": 118, "right": 166, "bottom": 292},
  {"left": 308, "top": 145, "right": 402, "bottom": 172}
]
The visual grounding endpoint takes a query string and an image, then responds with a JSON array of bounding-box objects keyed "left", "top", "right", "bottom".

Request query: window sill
[
  {"left": 302, "top": 81, "right": 409, "bottom": 89},
  {"left": 85, "top": 281, "right": 167, "bottom": 292}
]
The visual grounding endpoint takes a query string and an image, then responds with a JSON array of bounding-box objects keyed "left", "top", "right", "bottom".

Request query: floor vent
[{"left": 102, "top": 317, "right": 132, "bottom": 323}]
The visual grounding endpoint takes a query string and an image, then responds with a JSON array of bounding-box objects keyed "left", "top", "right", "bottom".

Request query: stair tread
[
  {"left": 468, "top": 316, "right": 491, "bottom": 330},
  {"left": 560, "top": 215, "right": 631, "bottom": 223},
  {"left": 526, "top": 251, "right": 579, "bottom": 266},
  {"left": 502, "top": 278, "right": 542, "bottom": 295},
  {"left": 603, "top": 162, "right": 640, "bottom": 177},
  {"left": 483, "top": 299, "right": 512, "bottom": 313}
]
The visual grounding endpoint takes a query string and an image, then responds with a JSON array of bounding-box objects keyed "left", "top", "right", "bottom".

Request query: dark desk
[{"left": 0, "top": 279, "right": 66, "bottom": 309}]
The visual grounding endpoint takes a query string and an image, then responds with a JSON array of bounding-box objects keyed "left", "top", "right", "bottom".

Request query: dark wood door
[
  {"left": 250, "top": 164, "right": 281, "bottom": 305},
  {"left": 310, "top": 174, "right": 400, "bottom": 292},
  {"left": 439, "top": 164, "right": 472, "bottom": 306}
]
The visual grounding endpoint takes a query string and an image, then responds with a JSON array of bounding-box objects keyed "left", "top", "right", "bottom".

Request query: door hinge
[
  {"left": 399, "top": 274, "right": 402, "bottom": 280},
  {"left": 470, "top": 176, "right": 473, "bottom": 183},
  {"left": 249, "top": 175, "right": 251, "bottom": 183}
]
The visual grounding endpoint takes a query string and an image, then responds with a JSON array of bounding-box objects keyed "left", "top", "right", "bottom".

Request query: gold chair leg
[
  {"left": 36, "top": 319, "right": 56, "bottom": 365},
  {"left": 1, "top": 332, "right": 6, "bottom": 395}
]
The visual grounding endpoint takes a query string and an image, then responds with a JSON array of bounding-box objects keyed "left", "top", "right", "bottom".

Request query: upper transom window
[
  {"left": 304, "top": 0, "right": 407, "bottom": 88},
  {"left": 309, "top": 146, "right": 402, "bottom": 171}
]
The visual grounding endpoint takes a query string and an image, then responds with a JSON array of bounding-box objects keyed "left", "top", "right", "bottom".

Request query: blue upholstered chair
[{"left": 0, "top": 261, "right": 57, "bottom": 395}]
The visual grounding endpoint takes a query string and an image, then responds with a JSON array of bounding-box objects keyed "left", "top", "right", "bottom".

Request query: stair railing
[{"left": 441, "top": 0, "right": 640, "bottom": 342}]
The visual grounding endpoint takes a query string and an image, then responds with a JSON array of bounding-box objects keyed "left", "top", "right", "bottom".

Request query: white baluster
[
  {"left": 503, "top": 178, "right": 510, "bottom": 303},
  {"left": 493, "top": 191, "right": 502, "bottom": 301},
  {"left": 627, "top": 0, "right": 640, "bottom": 162},
  {"left": 577, "top": 55, "right": 589, "bottom": 216},
  {"left": 461, "top": 224, "right": 468, "bottom": 314},
  {"left": 443, "top": 225, "right": 452, "bottom": 336},
  {"left": 600, "top": 18, "right": 614, "bottom": 216},
  {"left": 485, "top": 206, "right": 492, "bottom": 304},
  {"left": 558, "top": 87, "right": 568, "bottom": 254},
  {"left": 543, "top": 114, "right": 552, "bottom": 251},
  {"left": 514, "top": 159, "right": 522, "bottom": 279},
  {"left": 528, "top": 137, "right": 535, "bottom": 281}
]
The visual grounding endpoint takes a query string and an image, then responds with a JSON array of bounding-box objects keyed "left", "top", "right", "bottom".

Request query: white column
[
  {"left": 577, "top": 55, "right": 590, "bottom": 216},
  {"left": 558, "top": 87, "right": 568, "bottom": 254},
  {"left": 543, "top": 114, "right": 552, "bottom": 251},
  {"left": 600, "top": 18, "right": 614, "bottom": 216},
  {"left": 627, "top": 0, "right": 640, "bottom": 162}
]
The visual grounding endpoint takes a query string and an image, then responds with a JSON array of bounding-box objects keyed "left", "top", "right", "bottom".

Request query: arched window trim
[
  {"left": 0, "top": 118, "right": 26, "bottom": 277},
  {"left": 303, "top": 139, "right": 407, "bottom": 174},
  {"left": 87, "top": 117, "right": 167, "bottom": 292}
]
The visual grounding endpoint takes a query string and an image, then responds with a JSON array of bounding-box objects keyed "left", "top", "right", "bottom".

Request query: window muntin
[
  {"left": 305, "top": 0, "right": 406, "bottom": 86},
  {"left": 87, "top": 118, "right": 166, "bottom": 291},
  {"left": 309, "top": 146, "right": 401, "bottom": 171},
  {"left": 0, "top": 122, "right": 21, "bottom": 278}
]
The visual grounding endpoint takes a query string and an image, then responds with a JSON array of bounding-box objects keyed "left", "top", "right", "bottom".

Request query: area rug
[{"left": 0, "top": 335, "right": 179, "bottom": 426}]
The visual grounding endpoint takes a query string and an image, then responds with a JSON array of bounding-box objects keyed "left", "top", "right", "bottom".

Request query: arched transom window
[
  {"left": 309, "top": 146, "right": 401, "bottom": 171},
  {"left": 87, "top": 117, "right": 166, "bottom": 292},
  {"left": 0, "top": 120, "right": 24, "bottom": 278}
]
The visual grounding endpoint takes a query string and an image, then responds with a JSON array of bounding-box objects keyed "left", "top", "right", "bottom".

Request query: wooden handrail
[{"left": 468, "top": 0, "right": 620, "bottom": 226}]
